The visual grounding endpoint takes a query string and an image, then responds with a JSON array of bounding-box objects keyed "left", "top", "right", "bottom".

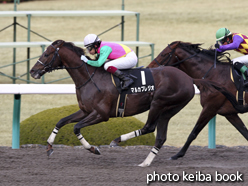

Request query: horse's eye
[{"left": 44, "top": 54, "right": 49, "bottom": 57}]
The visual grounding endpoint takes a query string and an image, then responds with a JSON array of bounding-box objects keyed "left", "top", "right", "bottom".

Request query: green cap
[{"left": 216, "top": 28, "right": 232, "bottom": 41}]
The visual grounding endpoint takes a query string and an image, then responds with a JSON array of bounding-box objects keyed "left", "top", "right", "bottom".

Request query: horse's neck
[
  {"left": 62, "top": 56, "right": 90, "bottom": 84},
  {"left": 60, "top": 48, "right": 99, "bottom": 87},
  {"left": 179, "top": 56, "right": 230, "bottom": 81}
]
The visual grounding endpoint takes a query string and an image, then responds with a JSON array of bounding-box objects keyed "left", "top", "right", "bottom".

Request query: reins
[
  {"left": 155, "top": 44, "right": 197, "bottom": 68},
  {"left": 202, "top": 64, "right": 214, "bottom": 79},
  {"left": 77, "top": 64, "right": 100, "bottom": 92},
  {"left": 155, "top": 43, "right": 215, "bottom": 79},
  {"left": 38, "top": 44, "right": 85, "bottom": 71}
]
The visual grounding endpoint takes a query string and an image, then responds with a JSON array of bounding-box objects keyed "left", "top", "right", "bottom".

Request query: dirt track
[{"left": 0, "top": 145, "right": 247, "bottom": 186}]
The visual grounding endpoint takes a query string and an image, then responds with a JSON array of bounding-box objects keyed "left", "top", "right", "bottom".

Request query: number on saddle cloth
[
  {"left": 111, "top": 68, "right": 155, "bottom": 94},
  {"left": 111, "top": 68, "right": 156, "bottom": 117}
]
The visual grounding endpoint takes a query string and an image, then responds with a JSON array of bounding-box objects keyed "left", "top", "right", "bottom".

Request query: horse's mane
[
  {"left": 52, "top": 40, "right": 96, "bottom": 60},
  {"left": 63, "top": 42, "right": 85, "bottom": 57},
  {"left": 172, "top": 41, "right": 232, "bottom": 64}
]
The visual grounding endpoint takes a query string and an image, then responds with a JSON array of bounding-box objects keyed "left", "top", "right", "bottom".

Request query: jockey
[
  {"left": 81, "top": 34, "right": 138, "bottom": 90},
  {"left": 215, "top": 27, "right": 248, "bottom": 81}
]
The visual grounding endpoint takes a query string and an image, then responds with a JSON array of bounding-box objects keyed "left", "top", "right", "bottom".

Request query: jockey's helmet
[
  {"left": 84, "top": 34, "right": 101, "bottom": 51},
  {"left": 216, "top": 28, "right": 232, "bottom": 42}
]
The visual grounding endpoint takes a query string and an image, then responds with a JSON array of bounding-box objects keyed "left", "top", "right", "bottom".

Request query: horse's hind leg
[
  {"left": 110, "top": 105, "right": 160, "bottom": 147},
  {"left": 47, "top": 109, "right": 88, "bottom": 156},
  {"left": 109, "top": 109, "right": 160, "bottom": 166},
  {"left": 138, "top": 114, "right": 170, "bottom": 167}
]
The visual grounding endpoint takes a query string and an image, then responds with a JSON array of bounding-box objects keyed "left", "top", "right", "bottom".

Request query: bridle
[
  {"left": 154, "top": 43, "right": 215, "bottom": 79},
  {"left": 37, "top": 43, "right": 100, "bottom": 91},
  {"left": 37, "top": 44, "right": 63, "bottom": 72},
  {"left": 154, "top": 44, "right": 198, "bottom": 67}
]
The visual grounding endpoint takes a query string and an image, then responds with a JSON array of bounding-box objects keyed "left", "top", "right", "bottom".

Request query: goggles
[
  {"left": 218, "top": 36, "right": 231, "bottom": 45},
  {"left": 219, "top": 39, "right": 225, "bottom": 45},
  {"left": 86, "top": 45, "right": 93, "bottom": 51}
]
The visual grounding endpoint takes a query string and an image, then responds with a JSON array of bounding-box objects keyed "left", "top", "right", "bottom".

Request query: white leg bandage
[
  {"left": 47, "top": 127, "right": 59, "bottom": 145},
  {"left": 77, "top": 134, "right": 91, "bottom": 149},
  {"left": 120, "top": 129, "right": 141, "bottom": 142},
  {"left": 138, "top": 146, "right": 159, "bottom": 167}
]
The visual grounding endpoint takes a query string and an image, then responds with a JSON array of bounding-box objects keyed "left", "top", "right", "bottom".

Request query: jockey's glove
[
  {"left": 81, "top": 55, "right": 88, "bottom": 63},
  {"left": 215, "top": 43, "right": 220, "bottom": 49}
]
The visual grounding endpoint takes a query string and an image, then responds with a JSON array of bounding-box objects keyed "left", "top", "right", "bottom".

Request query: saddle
[
  {"left": 231, "top": 66, "right": 248, "bottom": 105},
  {"left": 111, "top": 67, "right": 155, "bottom": 117}
]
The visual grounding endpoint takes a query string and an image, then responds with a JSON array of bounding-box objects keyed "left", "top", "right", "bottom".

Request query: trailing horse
[
  {"left": 30, "top": 40, "right": 234, "bottom": 167},
  {"left": 147, "top": 41, "right": 248, "bottom": 160}
]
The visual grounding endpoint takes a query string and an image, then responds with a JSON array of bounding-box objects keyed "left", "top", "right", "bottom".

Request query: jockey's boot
[
  {"left": 114, "top": 69, "right": 134, "bottom": 90},
  {"left": 234, "top": 62, "right": 248, "bottom": 86},
  {"left": 243, "top": 69, "right": 248, "bottom": 86}
]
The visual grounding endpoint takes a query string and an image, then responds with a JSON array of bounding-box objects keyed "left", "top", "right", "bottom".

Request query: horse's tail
[{"left": 193, "top": 79, "right": 248, "bottom": 113}]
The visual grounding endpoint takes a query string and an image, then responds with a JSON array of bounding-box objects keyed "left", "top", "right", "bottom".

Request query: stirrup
[
  {"left": 121, "top": 79, "right": 134, "bottom": 90},
  {"left": 244, "top": 80, "right": 248, "bottom": 87}
]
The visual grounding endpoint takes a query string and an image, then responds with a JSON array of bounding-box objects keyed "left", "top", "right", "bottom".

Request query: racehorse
[
  {"left": 30, "top": 40, "right": 234, "bottom": 167},
  {"left": 147, "top": 41, "right": 248, "bottom": 160}
]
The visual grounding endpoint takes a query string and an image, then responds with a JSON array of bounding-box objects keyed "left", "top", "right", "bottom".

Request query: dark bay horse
[
  {"left": 148, "top": 41, "right": 248, "bottom": 160},
  {"left": 30, "top": 40, "right": 232, "bottom": 167}
]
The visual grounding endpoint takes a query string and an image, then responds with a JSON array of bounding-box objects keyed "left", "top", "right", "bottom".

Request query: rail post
[
  {"left": 208, "top": 116, "right": 216, "bottom": 149},
  {"left": 27, "top": 14, "right": 31, "bottom": 83},
  {"left": 12, "top": 94, "right": 21, "bottom": 149},
  {"left": 121, "top": 0, "right": 125, "bottom": 41},
  {"left": 135, "top": 13, "right": 140, "bottom": 65}
]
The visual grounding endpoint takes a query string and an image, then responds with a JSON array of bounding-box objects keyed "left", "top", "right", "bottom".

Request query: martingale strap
[{"left": 116, "top": 93, "right": 128, "bottom": 117}]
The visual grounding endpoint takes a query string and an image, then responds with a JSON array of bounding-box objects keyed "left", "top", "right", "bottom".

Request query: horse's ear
[{"left": 57, "top": 40, "right": 65, "bottom": 47}]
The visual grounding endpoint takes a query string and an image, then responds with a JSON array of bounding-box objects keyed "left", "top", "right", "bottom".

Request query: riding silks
[{"left": 111, "top": 68, "right": 155, "bottom": 117}]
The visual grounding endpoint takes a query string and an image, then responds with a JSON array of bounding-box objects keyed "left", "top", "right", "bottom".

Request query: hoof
[
  {"left": 170, "top": 156, "right": 178, "bottom": 160},
  {"left": 170, "top": 154, "right": 183, "bottom": 160},
  {"left": 47, "top": 148, "right": 54, "bottom": 157},
  {"left": 109, "top": 140, "right": 119, "bottom": 147},
  {"left": 138, "top": 162, "right": 150, "bottom": 167},
  {"left": 88, "top": 146, "right": 101, "bottom": 155},
  {"left": 46, "top": 144, "right": 53, "bottom": 157}
]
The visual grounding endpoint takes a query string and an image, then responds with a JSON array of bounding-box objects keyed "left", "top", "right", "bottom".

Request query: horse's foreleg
[
  {"left": 170, "top": 109, "right": 216, "bottom": 160},
  {"left": 171, "top": 90, "right": 226, "bottom": 160},
  {"left": 73, "top": 110, "right": 108, "bottom": 155},
  {"left": 46, "top": 109, "right": 88, "bottom": 156},
  {"left": 76, "top": 133, "right": 100, "bottom": 155},
  {"left": 46, "top": 127, "right": 59, "bottom": 156},
  {"left": 225, "top": 114, "right": 248, "bottom": 140}
]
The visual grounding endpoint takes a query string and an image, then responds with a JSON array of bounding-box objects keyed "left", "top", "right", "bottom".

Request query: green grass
[
  {"left": 20, "top": 105, "right": 155, "bottom": 146},
  {"left": 1, "top": 0, "right": 248, "bottom": 147}
]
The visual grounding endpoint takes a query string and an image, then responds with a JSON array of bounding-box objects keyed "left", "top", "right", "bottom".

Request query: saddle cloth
[{"left": 111, "top": 68, "right": 155, "bottom": 117}]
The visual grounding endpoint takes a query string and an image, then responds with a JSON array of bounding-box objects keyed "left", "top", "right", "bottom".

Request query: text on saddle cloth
[
  {"left": 111, "top": 68, "right": 156, "bottom": 117},
  {"left": 111, "top": 68, "right": 155, "bottom": 94}
]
